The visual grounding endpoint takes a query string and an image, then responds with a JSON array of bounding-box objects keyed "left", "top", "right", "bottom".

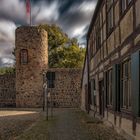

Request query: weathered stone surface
[
  {"left": 15, "top": 26, "right": 48, "bottom": 107},
  {"left": 0, "top": 74, "right": 16, "bottom": 107},
  {"left": 47, "top": 68, "right": 82, "bottom": 108}
]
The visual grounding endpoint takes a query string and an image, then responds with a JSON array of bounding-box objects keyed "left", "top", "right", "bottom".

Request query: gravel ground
[
  {"left": 17, "top": 108, "right": 126, "bottom": 140},
  {"left": 0, "top": 109, "right": 41, "bottom": 140}
]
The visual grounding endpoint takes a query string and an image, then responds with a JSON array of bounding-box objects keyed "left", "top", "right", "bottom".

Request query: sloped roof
[{"left": 87, "top": 0, "right": 103, "bottom": 39}]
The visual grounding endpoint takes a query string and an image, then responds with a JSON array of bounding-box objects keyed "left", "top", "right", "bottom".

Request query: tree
[
  {"left": 39, "top": 24, "right": 86, "bottom": 68},
  {"left": 38, "top": 24, "right": 69, "bottom": 50},
  {"left": 0, "top": 67, "right": 15, "bottom": 75}
]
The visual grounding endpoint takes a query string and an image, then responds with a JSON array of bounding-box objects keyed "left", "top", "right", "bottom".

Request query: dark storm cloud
[
  {"left": 0, "top": 0, "right": 97, "bottom": 67},
  {"left": 57, "top": 0, "right": 96, "bottom": 43}
]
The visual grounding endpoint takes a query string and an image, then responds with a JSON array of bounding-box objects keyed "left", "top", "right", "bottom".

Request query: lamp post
[
  {"left": 44, "top": 72, "right": 54, "bottom": 120},
  {"left": 43, "top": 81, "right": 49, "bottom": 120}
]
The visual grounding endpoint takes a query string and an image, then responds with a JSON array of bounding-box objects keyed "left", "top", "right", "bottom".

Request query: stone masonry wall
[
  {"left": 47, "top": 68, "right": 82, "bottom": 108},
  {"left": 15, "top": 26, "right": 48, "bottom": 107},
  {"left": 0, "top": 74, "right": 16, "bottom": 107}
]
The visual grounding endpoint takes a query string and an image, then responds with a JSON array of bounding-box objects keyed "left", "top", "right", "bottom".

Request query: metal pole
[
  {"left": 51, "top": 94, "right": 53, "bottom": 117},
  {"left": 46, "top": 94, "right": 48, "bottom": 121},
  {"left": 30, "top": 0, "right": 32, "bottom": 26},
  {"left": 44, "top": 83, "right": 48, "bottom": 121},
  {"left": 43, "top": 88, "right": 45, "bottom": 111}
]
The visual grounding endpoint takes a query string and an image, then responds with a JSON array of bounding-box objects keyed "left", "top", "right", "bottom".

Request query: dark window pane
[
  {"left": 122, "top": 59, "right": 132, "bottom": 110},
  {"left": 46, "top": 72, "right": 55, "bottom": 88},
  {"left": 128, "top": 0, "right": 132, "bottom": 5},
  {"left": 20, "top": 49, "right": 28, "bottom": 64},
  {"left": 107, "top": 6, "right": 114, "bottom": 34},
  {"left": 107, "top": 0, "right": 114, "bottom": 10}
]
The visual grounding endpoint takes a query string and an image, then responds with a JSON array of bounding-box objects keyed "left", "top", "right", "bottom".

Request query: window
[
  {"left": 107, "top": 0, "right": 114, "bottom": 35},
  {"left": 121, "top": 0, "right": 133, "bottom": 14},
  {"left": 46, "top": 72, "right": 55, "bottom": 88},
  {"left": 121, "top": 59, "right": 131, "bottom": 110},
  {"left": 95, "top": 18, "right": 101, "bottom": 50},
  {"left": 90, "top": 36, "right": 94, "bottom": 59},
  {"left": 20, "top": 49, "right": 28, "bottom": 64},
  {"left": 90, "top": 79, "right": 96, "bottom": 106},
  {"left": 107, "top": 69, "right": 113, "bottom": 106}
]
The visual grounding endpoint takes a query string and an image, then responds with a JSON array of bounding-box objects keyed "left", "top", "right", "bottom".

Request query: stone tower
[{"left": 15, "top": 26, "right": 48, "bottom": 107}]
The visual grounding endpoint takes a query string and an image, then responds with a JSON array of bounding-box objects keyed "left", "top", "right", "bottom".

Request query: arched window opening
[{"left": 20, "top": 49, "right": 28, "bottom": 64}]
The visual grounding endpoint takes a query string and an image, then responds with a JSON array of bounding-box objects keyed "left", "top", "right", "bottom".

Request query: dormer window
[{"left": 20, "top": 49, "right": 28, "bottom": 64}]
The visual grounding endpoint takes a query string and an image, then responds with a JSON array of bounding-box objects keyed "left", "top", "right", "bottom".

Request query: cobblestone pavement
[
  {"left": 0, "top": 109, "right": 41, "bottom": 140},
  {"left": 17, "top": 108, "right": 126, "bottom": 140}
]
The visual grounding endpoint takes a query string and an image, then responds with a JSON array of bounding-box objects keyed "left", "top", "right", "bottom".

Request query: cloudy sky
[{"left": 0, "top": 0, "right": 97, "bottom": 67}]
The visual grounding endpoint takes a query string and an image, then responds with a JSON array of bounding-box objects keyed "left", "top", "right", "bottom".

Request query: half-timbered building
[{"left": 86, "top": 0, "right": 140, "bottom": 139}]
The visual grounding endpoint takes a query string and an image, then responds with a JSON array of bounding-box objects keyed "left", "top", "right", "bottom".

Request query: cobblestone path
[
  {"left": 18, "top": 108, "right": 125, "bottom": 140},
  {"left": 0, "top": 109, "right": 41, "bottom": 140}
]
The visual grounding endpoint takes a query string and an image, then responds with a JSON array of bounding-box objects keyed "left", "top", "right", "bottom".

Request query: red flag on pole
[
  {"left": 26, "top": 0, "right": 31, "bottom": 25},
  {"left": 26, "top": 0, "right": 30, "bottom": 14}
]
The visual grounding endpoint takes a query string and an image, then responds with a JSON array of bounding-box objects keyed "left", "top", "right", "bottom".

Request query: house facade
[{"left": 86, "top": 0, "right": 140, "bottom": 139}]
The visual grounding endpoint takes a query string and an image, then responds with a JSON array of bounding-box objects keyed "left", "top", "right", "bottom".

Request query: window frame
[
  {"left": 90, "top": 79, "right": 96, "bottom": 106},
  {"left": 46, "top": 72, "right": 55, "bottom": 88},
  {"left": 120, "top": 0, "right": 133, "bottom": 15},
  {"left": 107, "top": 68, "right": 113, "bottom": 106},
  {"left": 95, "top": 17, "right": 101, "bottom": 51},
  {"left": 20, "top": 49, "right": 28, "bottom": 65},
  {"left": 90, "top": 34, "right": 94, "bottom": 59},
  {"left": 121, "top": 59, "right": 132, "bottom": 111},
  {"left": 106, "top": 0, "right": 115, "bottom": 36}
]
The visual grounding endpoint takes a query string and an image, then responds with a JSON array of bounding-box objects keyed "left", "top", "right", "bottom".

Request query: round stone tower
[{"left": 15, "top": 26, "right": 48, "bottom": 107}]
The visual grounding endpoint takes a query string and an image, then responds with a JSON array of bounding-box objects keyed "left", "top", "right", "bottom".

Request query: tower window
[{"left": 20, "top": 49, "right": 28, "bottom": 64}]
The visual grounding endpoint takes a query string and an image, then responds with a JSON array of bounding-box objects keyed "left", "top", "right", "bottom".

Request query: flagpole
[
  {"left": 26, "top": 0, "right": 32, "bottom": 26},
  {"left": 30, "top": 0, "right": 32, "bottom": 26}
]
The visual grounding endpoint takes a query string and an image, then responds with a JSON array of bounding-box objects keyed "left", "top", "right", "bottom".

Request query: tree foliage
[
  {"left": 38, "top": 24, "right": 86, "bottom": 68},
  {"left": 49, "top": 45, "right": 86, "bottom": 68},
  {"left": 0, "top": 67, "right": 15, "bottom": 75}
]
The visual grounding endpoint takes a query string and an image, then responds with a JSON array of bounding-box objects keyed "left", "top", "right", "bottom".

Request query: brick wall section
[
  {"left": 47, "top": 68, "right": 82, "bottom": 108},
  {"left": 0, "top": 74, "right": 16, "bottom": 107},
  {"left": 15, "top": 26, "right": 48, "bottom": 107}
]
